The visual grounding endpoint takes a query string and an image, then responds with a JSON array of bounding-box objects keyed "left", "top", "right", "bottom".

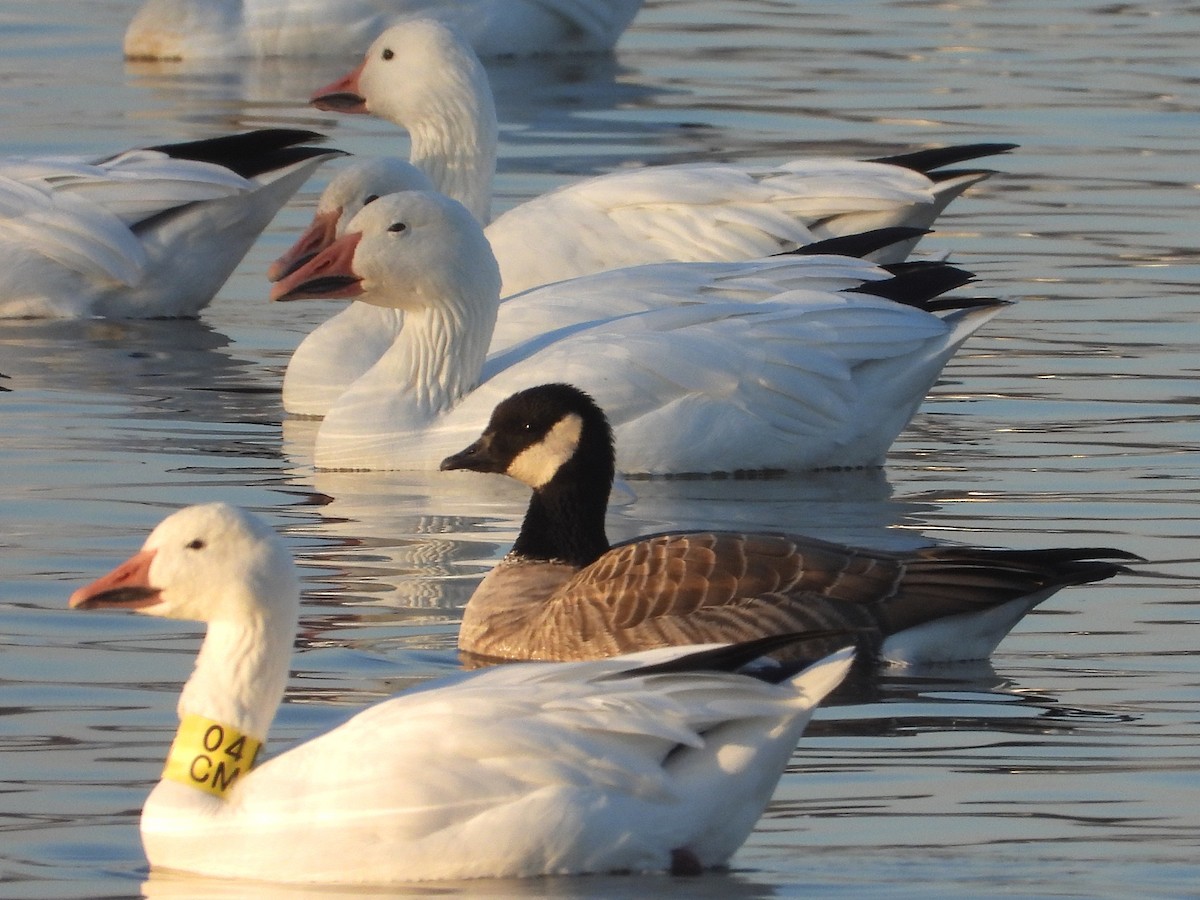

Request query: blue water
[{"left": 1, "top": 1, "right": 1198, "bottom": 897}]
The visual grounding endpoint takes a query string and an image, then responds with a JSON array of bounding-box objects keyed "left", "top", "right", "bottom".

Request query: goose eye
[
  {"left": 381, "top": 48, "right": 394, "bottom": 61},
  {"left": 388, "top": 222, "right": 407, "bottom": 234},
  {"left": 185, "top": 539, "right": 206, "bottom": 550},
  {"left": 363, "top": 194, "right": 380, "bottom": 206}
]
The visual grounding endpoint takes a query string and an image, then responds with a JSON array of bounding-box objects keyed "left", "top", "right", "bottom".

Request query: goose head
[
  {"left": 270, "top": 189, "right": 501, "bottom": 312},
  {"left": 311, "top": 19, "right": 492, "bottom": 136},
  {"left": 69, "top": 503, "right": 299, "bottom": 628},
  {"left": 442, "top": 384, "right": 616, "bottom": 566},
  {"left": 310, "top": 19, "right": 497, "bottom": 222},
  {"left": 442, "top": 383, "right": 615, "bottom": 491},
  {"left": 268, "top": 158, "right": 436, "bottom": 282},
  {"left": 70, "top": 503, "right": 300, "bottom": 738}
]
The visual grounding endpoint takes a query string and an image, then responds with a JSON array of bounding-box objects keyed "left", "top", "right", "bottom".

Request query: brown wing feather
[
  {"left": 527, "top": 534, "right": 1131, "bottom": 660},
  {"left": 532, "top": 533, "right": 895, "bottom": 658}
]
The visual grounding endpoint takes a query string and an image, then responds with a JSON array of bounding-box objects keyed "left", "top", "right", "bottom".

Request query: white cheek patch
[{"left": 507, "top": 413, "right": 583, "bottom": 488}]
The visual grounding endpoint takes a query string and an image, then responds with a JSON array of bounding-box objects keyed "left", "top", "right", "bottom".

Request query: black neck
[{"left": 510, "top": 459, "right": 612, "bottom": 568}]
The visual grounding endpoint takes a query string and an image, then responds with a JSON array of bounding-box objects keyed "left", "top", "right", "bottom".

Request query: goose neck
[
  {"left": 176, "top": 608, "right": 295, "bottom": 744},
  {"left": 385, "top": 293, "right": 497, "bottom": 419},
  {"left": 408, "top": 103, "right": 496, "bottom": 224},
  {"left": 512, "top": 478, "right": 611, "bottom": 568}
]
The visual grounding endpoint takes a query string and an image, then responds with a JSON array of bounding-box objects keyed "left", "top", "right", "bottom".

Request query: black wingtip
[
  {"left": 868, "top": 142, "right": 1019, "bottom": 175},
  {"left": 620, "top": 630, "right": 860, "bottom": 683},
  {"left": 139, "top": 128, "right": 346, "bottom": 179},
  {"left": 1023, "top": 547, "right": 1146, "bottom": 584},
  {"left": 914, "top": 545, "right": 1145, "bottom": 591},
  {"left": 849, "top": 261, "right": 978, "bottom": 310},
  {"left": 787, "top": 226, "right": 930, "bottom": 260}
]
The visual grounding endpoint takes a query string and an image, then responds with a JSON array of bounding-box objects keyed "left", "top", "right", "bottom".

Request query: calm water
[{"left": 2, "top": 1, "right": 1198, "bottom": 897}]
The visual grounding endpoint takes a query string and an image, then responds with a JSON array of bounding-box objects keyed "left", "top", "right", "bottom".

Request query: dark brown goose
[{"left": 440, "top": 383, "right": 1139, "bottom": 665}]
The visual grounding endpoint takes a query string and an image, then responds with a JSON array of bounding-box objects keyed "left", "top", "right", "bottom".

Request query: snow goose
[
  {"left": 307, "top": 17, "right": 1016, "bottom": 273},
  {"left": 268, "top": 148, "right": 1015, "bottom": 416},
  {"left": 0, "top": 129, "right": 343, "bottom": 319},
  {"left": 271, "top": 158, "right": 434, "bottom": 415},
  {"left": 270, "top": 143, "right": 1019, "bottom": 297},
  {"left": 276, "top": 219, "right": 933, "bottom": 418},
  {"left": 70, "top": 501, "right": 853, "bottom": 883},
  {"left": 124, "top": 0, "right": 644, "bottom": 60},
  {"left": 270, "top": 190, "right": 1007, "bottom": 473},
  {"left": 440, "top": 383, "right": 1141, "bottom": 666},
  {"left": 280, "top": 18, "right": 1014, "bottom": 416}
]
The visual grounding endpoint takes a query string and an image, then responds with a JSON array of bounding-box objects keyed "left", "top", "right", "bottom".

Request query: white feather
[
  {"left": 276, "top": 18, "right": 1005, "bottom": 412},
  {"left": 71, "top": 502, "right": 852, "bottom": 884},
  {"left": 0, "top": 134, "right": 341, "bottom": 319},
  {"left": 270, "top": 190, "right": 1005, "bottom": 474}
]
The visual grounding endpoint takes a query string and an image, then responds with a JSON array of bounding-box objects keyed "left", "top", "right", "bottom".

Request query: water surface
[{"left": 1, "top": 1, "right": 1198, "bottom": 897}]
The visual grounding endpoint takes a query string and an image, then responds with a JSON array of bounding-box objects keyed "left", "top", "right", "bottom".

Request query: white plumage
[
  {"left": 277, "top": 18, "right": 1011, "bottom": 416},
  {"left": 0, "top": 129, "right": 342, "bottom": 319},
  {"left": 271, "top": 190, "right": 1007, "bottom": 473},
  {"left": 272, "top": 146, "right": 1012, "bottom": 299},
  {"left": 306, "top": 17, "right": 1014, "bottom": 275},
  {"left": 272, "top": 152, "right": 1010, "bottom": 414},
  {"left": 70, "top": 502, "right": 852, "bottom": 883}
]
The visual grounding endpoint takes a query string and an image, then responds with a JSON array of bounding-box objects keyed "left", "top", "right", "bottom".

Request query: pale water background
[{"left": 1, "top": 1, "right": 1198, "bottom": 897}]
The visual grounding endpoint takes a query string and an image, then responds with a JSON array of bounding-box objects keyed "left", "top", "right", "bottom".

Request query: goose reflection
[
  {"left": 143, "top": 865, "right": 784, "bottom": 899},
  {"left": 817, "top": 660, "right": 1139, "bottom": 739},
  {"left": 282, "top": 466, "right": 532, "bottom": 617},
  {"left": 123, "top": 51, "right": 650, "bottom": 142},
  {"left": 279, "top": 464, "right": 924, "bottom": 645},
  {"left": 0, "top": 318, "right": 278, "bottom": 427}
]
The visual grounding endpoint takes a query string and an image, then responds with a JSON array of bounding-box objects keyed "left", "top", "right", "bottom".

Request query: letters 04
[{"left": 162, "top": 715, "right": 264, "bottom": 798}]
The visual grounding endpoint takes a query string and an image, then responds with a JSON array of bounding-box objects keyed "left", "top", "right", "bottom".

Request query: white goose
[
  {"left": 440, "top": 383, "right": 1141, "bottom": 665},
  {"left": 271, "top": 190, "right": 1008, "bottom": 474},
  {"left": 0, "top": 129, "right": 343, "bottom": 319},
  {"left": 307, "top": 18, "right": 1017, "bottom": 280},
  {"left": 273, "top": 158, "right": 434, "bottom": 415},
  {"left": 276, "top": 219, "right": 936, "bottom": 417},
  {"left": 278, "top": 18, "right": 1013, "bottom": 416},
  {"left": 269, "top": 151, "right": 1016, "bottom": 417},
  {"left": 70, "top": 501, "right": 853, "bottom": 883},
  {"left": 124, "top": 0, "right": 644, "bottom": 60}
]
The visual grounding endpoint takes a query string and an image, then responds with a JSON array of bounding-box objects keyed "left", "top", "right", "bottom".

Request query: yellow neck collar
[{"left": 162, "top": 714, "right": 264, "bottom": 799}]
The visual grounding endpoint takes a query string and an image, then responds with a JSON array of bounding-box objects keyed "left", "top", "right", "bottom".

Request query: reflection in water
[
  {"left": 6, "top": 1, "right": 1200, "bottom": 897},
  {"left": 287, "top": 466, "right": 534, "bottom": 612},
  {"left": 280, "top": 462, "right": 936, "bottom": 621},
  {"left": 143, "top": 866, "right": 785, "bottom": 900},
  {"left": 822, "top": 660, "right": 1139, "bottom": 732},
  {"left": 125, "top": 53, "right": 372, "bottom": 108},
  {"left": 0, "top": 317, "right": 262, "bottom": 408},
  {"left": 122, "top": 50, "right": 652, "bottom": 140},
  {"left": 0, "top": 318, "right": 285, "bottom": 480},
  {"left": 610, "top": 468, "right": 923, "bottom": 549}
]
